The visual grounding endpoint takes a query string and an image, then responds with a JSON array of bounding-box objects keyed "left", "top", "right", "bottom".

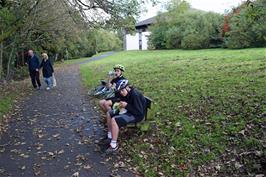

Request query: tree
[
  {"left": 148, "top": 0, "right": 223, "bottom": 49},
  {"left": 0, "top": 0, "right": 143, "bottom": 80},
  {"left": 225, "top": 0, "right": 266, "bottom": 48}
]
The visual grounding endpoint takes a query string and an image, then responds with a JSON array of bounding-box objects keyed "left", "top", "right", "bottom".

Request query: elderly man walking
[{"left": 27, "top": 49, "right": 41, "bottom": 89}]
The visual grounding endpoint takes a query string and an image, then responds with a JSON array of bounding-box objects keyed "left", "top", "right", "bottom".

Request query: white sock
[
  {"left": 107, "top": 132, "right": 112, "bottom": 139},
  {"left": 110, "top": 140, "right": 117, "bottom": 148}
]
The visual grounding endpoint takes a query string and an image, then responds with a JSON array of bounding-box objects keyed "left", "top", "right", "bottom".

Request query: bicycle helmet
[
  {"left": 115, "top": 79, "right": 128, "bottom": 92},
  {"left": 113, "top": 64, "right": 125, "bottom": 72}
]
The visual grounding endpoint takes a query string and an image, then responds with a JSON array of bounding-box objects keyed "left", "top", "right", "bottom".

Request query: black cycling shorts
[{"left": 111, "top": 112, "right": 136, "bottom": 128}]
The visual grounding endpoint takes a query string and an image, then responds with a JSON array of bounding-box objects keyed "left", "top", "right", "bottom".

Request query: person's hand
[
  {"left": 119, "top": 101, "right": 127, "bottom": 108},
  {"left": 36, "top": 69, "right": 39, "bottom": 71}
]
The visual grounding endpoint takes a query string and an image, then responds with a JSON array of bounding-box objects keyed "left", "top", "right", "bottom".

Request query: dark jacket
[
  {"left": 40, "top": 59, "right": 54, "bottom": 77},
  {"left": 123, "top": 87, "right": 146, "bottom": 122},
  {"left": 28, "top": 55, "right": 40, "bottom": 72}
]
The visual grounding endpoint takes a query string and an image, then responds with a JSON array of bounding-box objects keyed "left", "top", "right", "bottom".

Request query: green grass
[
  {"left": 0, "top": 94, "right": 15, "bottom": 119},
  {"left": 0, "top": 81, "right": 30, "bottom": 121},
  {"left": 79, "top": 48, "right": 266, "bottom": 176}
]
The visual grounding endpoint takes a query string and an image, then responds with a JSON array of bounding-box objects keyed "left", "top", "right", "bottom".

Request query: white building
[{"left": 124, "top": 16, "right": 156, "bottom": 50}]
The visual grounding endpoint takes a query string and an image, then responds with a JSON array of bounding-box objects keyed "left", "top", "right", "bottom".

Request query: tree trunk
[
  {"left": 6, "top": 46, "right": 15, "bottom": 80},
  {"left": 55, "top": 53, "right": 58, "bottom": 61},
  {"left": 0, "top": 30, "right": 3, "bottom": 79}
]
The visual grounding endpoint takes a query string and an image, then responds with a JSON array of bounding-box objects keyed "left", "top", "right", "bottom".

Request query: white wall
[
  {"left": 125, "top": 31, "right": 151, "bottom": 50},
  {"left": 125, "top": 33, "right": 139, "bottom": 50},
  {"left": 142, "top": 31, "right": 151, "bottom": 50}
]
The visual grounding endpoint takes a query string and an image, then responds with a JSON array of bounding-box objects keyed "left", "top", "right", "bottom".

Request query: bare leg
[
  {"left": 99, "top": 99, "right": 107, "bottom": 112},
  {"left": 106, "top": 112, "right": 112, "bottom": 133},
  {"left": 104, "top": 100, "right": 112, "bottom": 112},
  {"left": 110, "top": 118, "right": 119, "bottom": 141},
  {"left": 99, "top": 100, "right": 112, "bottom": 113}
]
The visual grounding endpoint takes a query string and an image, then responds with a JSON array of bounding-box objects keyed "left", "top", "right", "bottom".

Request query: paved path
[
  {"left": 0, "top": 59, "right": 135, "bottom": 176},
  {"left": 78, "top": 52, "right": 115, "bottom": 65}
]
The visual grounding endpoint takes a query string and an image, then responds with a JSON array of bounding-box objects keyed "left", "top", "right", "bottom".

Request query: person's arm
[
  {"left": 36, "top": 56, "right": 40, "bottom": 71},
  {"left": 25, "top": 57, "right": 29, "bottom": 66},
  {"left": 49, "top": 60, "right": 54, "bottom": 73},
  {"left": 109, "top": 78, "right": 116, "bottom": 88},
  {"left": 39, "top": 59, "right": 44, "bottom": 69}
]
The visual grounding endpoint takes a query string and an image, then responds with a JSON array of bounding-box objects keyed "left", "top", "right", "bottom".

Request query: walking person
[
  {"left": 27, "top": 49, "right": 41, "bottom": 89},
  {"left": 39, "top": 53, "right": 54, "bottom": 90}
]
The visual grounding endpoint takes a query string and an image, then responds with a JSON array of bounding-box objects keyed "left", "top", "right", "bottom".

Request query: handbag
[{"left": 52, "top": 74, "right": 57, "bottom": 87}]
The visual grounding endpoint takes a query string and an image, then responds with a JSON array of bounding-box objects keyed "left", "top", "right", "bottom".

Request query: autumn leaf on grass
[{"left": 178, "top": 163, "right": 187, "bottom": 172}]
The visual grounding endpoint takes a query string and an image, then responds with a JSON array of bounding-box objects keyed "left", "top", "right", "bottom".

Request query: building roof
[{"left": 135, "top": 16, "right": 156, "bottom": 29}]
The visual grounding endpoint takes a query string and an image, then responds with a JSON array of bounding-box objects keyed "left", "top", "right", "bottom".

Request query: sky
[{"left": 138, "top": 0, "right": 245, "bottom": 21}]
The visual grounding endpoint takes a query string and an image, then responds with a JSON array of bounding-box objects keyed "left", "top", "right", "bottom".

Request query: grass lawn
[{"left": 80, "top": 48, "right": 266, "bottom": 176}]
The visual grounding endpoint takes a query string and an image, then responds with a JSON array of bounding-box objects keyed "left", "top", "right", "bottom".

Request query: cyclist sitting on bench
[
  {"left": 105, "top": 79, "right": 146, "bottom": 153},
  {"left": 99, "top": 64, "right": 126, "bottom": 118}
]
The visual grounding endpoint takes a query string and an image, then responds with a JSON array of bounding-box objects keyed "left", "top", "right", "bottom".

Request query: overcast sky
[{"left": 138, "top": 0, "right": 245, "bottom": 21}]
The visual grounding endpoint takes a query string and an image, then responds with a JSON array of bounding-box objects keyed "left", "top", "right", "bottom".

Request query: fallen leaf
[
  {"left": 52, "top": 134, "right": 60, "bottom": 138},
  {"left": 20, "top": 166, "right": 26, "bottom": 170},
  {"left": 239, "top": 130, "right": 245, "bottom": 136},
  {"left": 84, "top": 165, "right": 91, "bottom": 170},
  {"left": 58, "top": 149, "right": 64, "bottom": 155},
  {"left": 71, "top": 172, "right": 79, "bottom": 177}
]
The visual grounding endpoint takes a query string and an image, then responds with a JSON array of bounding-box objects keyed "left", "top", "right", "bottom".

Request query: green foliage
[
  {"left": 149, "top": 1, "right": 223, "bottom": 49},
  {"left": 0, "top": 0, "right": 140, "bottom": 80},
  {"left": 93, "top": 29, "right": 122, "bottom": 52},
  {"left": 0, "top": 94, "right": 14, "bottom": 119},
  {"left": 225, "top": 0, "right": 266, "bottom": 48},
  {"left": 80, "top": 48, "right": 266, "bottom": 176},
  {"left": 150, "top": 0, "right": 266, "bottom": 49}
]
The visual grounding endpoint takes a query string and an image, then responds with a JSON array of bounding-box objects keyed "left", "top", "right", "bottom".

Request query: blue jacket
[
  {"left": 40, "top": 59, "right": 54, "bottom": 77},
  {"left": 28, "top": 55, "right": 40, "bottom": 72}
]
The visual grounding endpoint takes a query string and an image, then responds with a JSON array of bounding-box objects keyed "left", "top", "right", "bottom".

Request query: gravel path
[{"left": 0, "top": 61, "right": 135, "bottom": 177}]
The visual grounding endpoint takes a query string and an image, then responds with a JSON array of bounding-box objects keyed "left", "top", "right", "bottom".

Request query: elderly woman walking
[{"left": 40, "top": 53, "right": 54, "bottom": 90}]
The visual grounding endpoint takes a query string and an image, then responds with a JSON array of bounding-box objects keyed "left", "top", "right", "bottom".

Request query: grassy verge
[
  {"left": 0, "top": 80, "right": 31, "bottom": 126},
  {"left": 80, "top": 48, "right": 266, "bottom": 176}
]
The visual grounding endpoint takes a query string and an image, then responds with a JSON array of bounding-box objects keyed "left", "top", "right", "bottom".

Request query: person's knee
[
  {"left": 99, "top": 99, "right": 105, "bottom": 106},
  {"left": 104, "top": 101, "right": 111, "bottom": 109}
]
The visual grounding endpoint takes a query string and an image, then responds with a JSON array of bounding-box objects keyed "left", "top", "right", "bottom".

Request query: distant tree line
[
  {"left": 149, "top": 0, "right": 266, "bottom": 50},
  {"left": 0, "top": 0, "right": 146, "bottom": 80}
]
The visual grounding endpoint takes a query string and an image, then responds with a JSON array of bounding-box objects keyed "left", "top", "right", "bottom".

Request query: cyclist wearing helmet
[
  {"left": 109, "top": 64, "right": 125, "bottom": 86},
  {"left": 105, "top": 79, "right": 146, "bottom": 153},
  {"left": 99, "top": 64, "right": 126, "bottom": 118}
]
